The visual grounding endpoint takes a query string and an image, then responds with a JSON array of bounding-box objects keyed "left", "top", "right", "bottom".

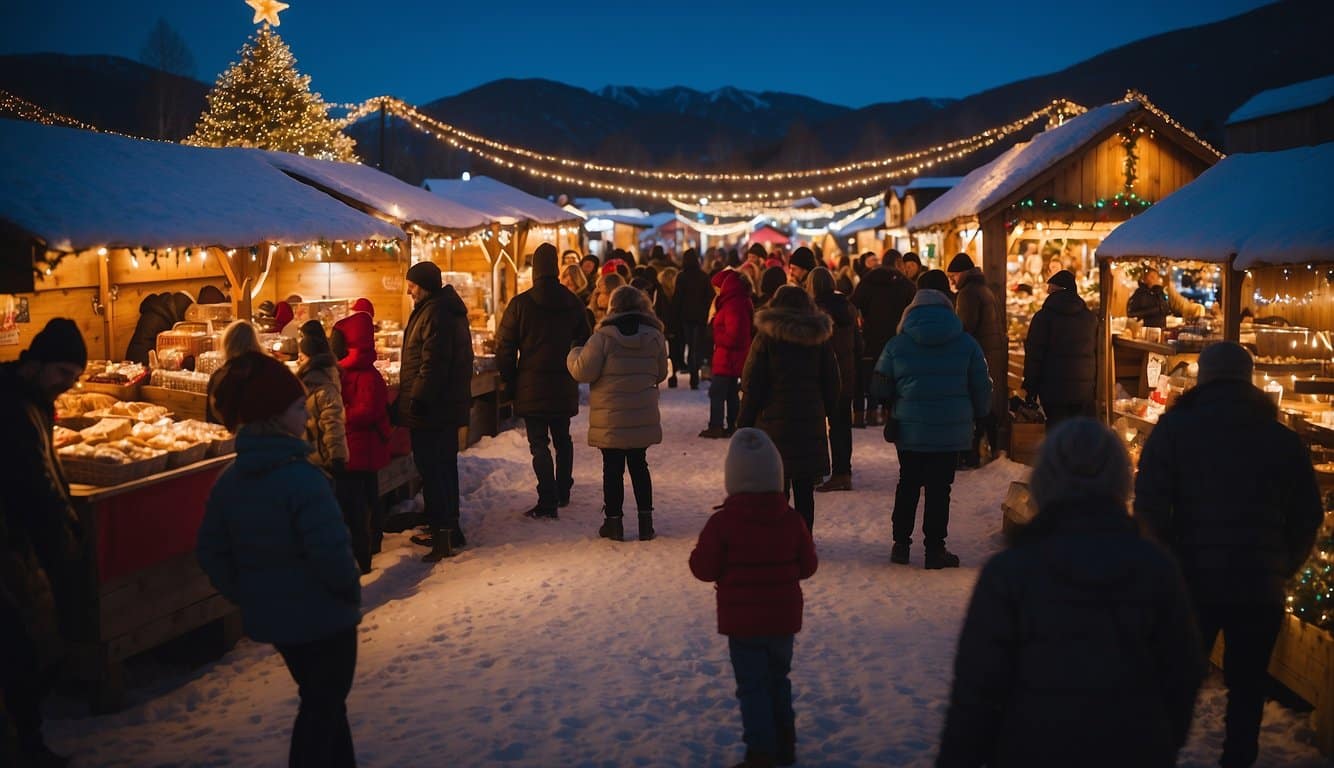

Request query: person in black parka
[
  {"left": 1135, "top": 342, "right": 1322, "bottom": 768},
  {"left": 1126, "top": 268, "right": 1170, "bottom": 329},
  {"left": 738, "top": 285, "right": 839, "bottom": 532},
  {"left": 124, "top": 291, "right": 194, "bottom": 364},
  {"left": 938, "top": 418, "right": 1204, "bottom": 768},
  {"left": 395, "top": 261, "right": 474, "bottom": 562},
  {"left": 1022, "top": 270, "right": 1097, "bottom": 425},
  {"left": 808, "top": 268, "right": 862, "bottom": 492},
  {"left": 850, "top": 252, "right": 916, "bottom": 427},
  {"left": 496, "top": 243, "right": 592, "bottom": 518},
  {"left": 669, "top": 249, "right": 714, "bottom": 390}
]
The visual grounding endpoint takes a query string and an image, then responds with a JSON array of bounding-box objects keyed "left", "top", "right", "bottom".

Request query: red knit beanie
[
  {"left": 210, "top": 352, "right": 306, "bottom": 431},
  {"left": 351, "top": 298, "right": 375, "bottom": 316}
]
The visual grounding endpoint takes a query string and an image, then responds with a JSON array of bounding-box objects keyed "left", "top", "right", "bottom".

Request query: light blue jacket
[
  {"left": 872, "top": 290, "right": 992, "bottom": 452},
  {"left": 197, "top": 429, "right": 361, "bottom": 645}
]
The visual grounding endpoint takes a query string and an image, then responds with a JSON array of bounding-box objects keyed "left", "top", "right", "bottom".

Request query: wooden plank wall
[
  {"left": 261, "top": 258, "right": 408, "bottom": 327},
  {"left": 1244, "top": 266, "right": 1334, "bottom": 332},
  {"left": 1047, "top": 131, "right": 1208, "bottom": 206}
]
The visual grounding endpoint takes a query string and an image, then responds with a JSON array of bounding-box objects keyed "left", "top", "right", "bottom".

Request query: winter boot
[
  {"left": 815, "top": 474, "right": 852, "bottom": 492},
  {"left": 689, "top": 372, "right": 700, "bottom": 390},
  {"left": 776, "top": 725, "right": 797, "bottom": 766},
  {"left": 421, "top": 528, "right": 455, "bottom": 563},
  {"left": 599, "top": 514, "right": 624, "bottom": 542},
  {"left": 890, "top": 542, "right": 910, "bottom": 565},
  {"left": 667, "top": 375, "right": 678, "bottom": 388},
  {"left": 866, "top": 408, "right": 881, "bottom": 427},
  {"left": 924, "top": 545, "right": 960, "bottom": 570},
  {"left": 638, "top": 512, "right": 655, "bottom": 541},
  {"left": 731, "top": 750, "right": 776, "bottom": 768},
  {"left": 451, "top": 527, "right": 467, "bottom": 549},
  {"left": 698, "top": 426, "right": 728, "bottom": 439},
  {"left": 410, "top": 526, "right": 433, "bottom": 547},
  {"left": 524, "top": 503, "right": 558, "bottom": 520},
  {"left": 852, "top": 409, "right": 866, "bottom": 429}
]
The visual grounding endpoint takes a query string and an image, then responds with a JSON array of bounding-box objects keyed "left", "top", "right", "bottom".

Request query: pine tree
[{"left": 186, "top": 25, "right": 354, "bottom": 161}]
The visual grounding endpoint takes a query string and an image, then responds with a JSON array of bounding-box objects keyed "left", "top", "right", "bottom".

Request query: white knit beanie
[{"left": 725, "top": 428, "right": 785, "bottom": 495}]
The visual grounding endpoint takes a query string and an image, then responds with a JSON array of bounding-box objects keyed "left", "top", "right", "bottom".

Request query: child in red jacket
[{"left": 690, "top": 428, "right": 818, "bottom": 768}]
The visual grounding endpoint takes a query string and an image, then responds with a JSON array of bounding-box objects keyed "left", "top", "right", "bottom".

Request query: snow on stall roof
[
  {"left": 905, "top": 176, "right": 963, "bottom": 191},
  {"left": 255, "top": 150, "right": 493, "bottom": 233},
  {"left": 908, "top": 101, "right": 1142, "bottom": 231},
  {"left": 422, "top": 176, "right": 577, "bottom": 226},
  {"left": 1097, "top": 143, "right": 1334, "bottom": 268},
  {"left": 834, "top": 206, "right": 886, "bottom": 237},
  {"left": 0, "top": 119, "right": 402, "bottom": 252},
  {"left": 1227, "top": 75, "right": 1334, "bottom": 126}
]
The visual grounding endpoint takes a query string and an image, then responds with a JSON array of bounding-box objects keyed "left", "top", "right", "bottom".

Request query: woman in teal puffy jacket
[
  {"left": 199, "top": 352, "right": 362, "bottom": 768},
  {"left": 872, "top": 273, "right": 991, "bottom": 570}
]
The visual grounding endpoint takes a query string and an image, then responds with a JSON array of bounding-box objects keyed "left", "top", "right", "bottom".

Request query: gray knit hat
[
  {"left": 1029, "top": 418, "right": 1132, "bottom": 511},
  {"left": 725, "top": 428, "right": 784, "bottom": 495}
]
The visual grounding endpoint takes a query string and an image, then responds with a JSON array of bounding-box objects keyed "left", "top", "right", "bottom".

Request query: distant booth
[
  {"left": 886, "top": 177, "right": 960, "bottom": 264},
  {"left": 0, "top": 118, "right": 404, "bottom": 709},
  {"left": 906, "top": 96, "right": 1221, "bottom": 451},
  {"left": 1095, "top": 141, "right": 1334, "bottom": 757},
  {"left": 1225, "top": 74, "right": 1334, "bottom": 154}
]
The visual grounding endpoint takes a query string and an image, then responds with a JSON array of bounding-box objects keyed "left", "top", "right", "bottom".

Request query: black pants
[
  {"left": 2, "top": 669, "right": 52, "bottom": 759},
  {"left": 1042, "top": 401, "right": 1092, "bottom": 428},
  {"left": 854, "top": 357, "right": 878, "bottom": 413},
  {"left": 600, "top": 448, "right": 652, "bottom": 515},
  {"left": 969, "top": 412, "right": 998, "bottom": 462},
  {"left": 524, "top": 416, "right": 573, "bottom": 511},
  {"left": 893, "top": 448, "right": 956, "bottom": 547},
  {"left": 1195, "top": 601, "right": 1285, "bottom": 768},
  {"left": 411, "top": 427, "right": 460, "bottom": 531},
  {"left": 274, "top": 627, "right": 358, "bottom": 768},
  {"left": 678, "top": 323, "right": 706, "bottom": 380},
  {"left": 335, "top": 470, "right": 378, "bottom": 571},
  {"left": 785, "top": 475, "right": 816, "bottom": 531},
  {"left": 828, "top": 394, "right": 853, "bottom": 476},
  {"left": 708, "top": 376, "right": 740, "bottom": 430}
]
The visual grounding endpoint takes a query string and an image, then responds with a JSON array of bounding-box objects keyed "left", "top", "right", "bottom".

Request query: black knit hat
[
  {"left": 533, "top": 242, "right": 559, "bottom": 279},
  {"left": 406, "top": 261, "right": 442, "bottom": 290},
  {"left": 947, "top": 253, "right": 974, "bottom": 273},
  {"left": 298, "top": 320, "right": 330, "bottom": 358},
  {"left": 902, "top": 252, "right": 922, "bottom": 266},
  {"left": 917, "top": 269, "right": 952, "bottom": 294},
  {"left": 747, "top": 243, "right": 768, "bottom": 260},
  {"left": 789, "top": 247, "right": 817, "bottom": 273},
  {"left": 1047, "top": 269, "right": 1077, "bottom": 292},
  {"left": 22, "top": 318, "right": 87, "bottom": 368}
]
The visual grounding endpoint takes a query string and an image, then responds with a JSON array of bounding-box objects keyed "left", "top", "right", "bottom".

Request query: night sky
[{"left": 2, "top": 0, "right": 1272, "bottom": 107}]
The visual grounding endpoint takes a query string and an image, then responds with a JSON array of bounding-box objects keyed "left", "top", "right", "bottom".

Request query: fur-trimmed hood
[{"left": 754, "top": 305, "right": 833, "bottom": 346}]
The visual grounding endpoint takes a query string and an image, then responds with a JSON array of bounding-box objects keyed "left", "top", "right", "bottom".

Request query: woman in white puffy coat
[{"left": 567, "top": 285, "right": 670, "bottom": 543}]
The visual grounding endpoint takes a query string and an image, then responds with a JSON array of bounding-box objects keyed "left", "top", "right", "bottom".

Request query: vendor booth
[
  {"left": 1096, "top": 142, "right": 1334, "bottom": 755},
  {"left": 0, "top": 117, "right": 404, "bottom": 708}
]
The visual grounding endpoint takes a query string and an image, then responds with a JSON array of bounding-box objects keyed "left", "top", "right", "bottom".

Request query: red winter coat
[
  {"left": 334, "top": 311, "right": 391, "bottom": 472},
  {"left": 689, "top": 492, "right": 818, "bottom": 636},
  {"left": 709, "top": 269, "right": 753, "bottom": 377}
]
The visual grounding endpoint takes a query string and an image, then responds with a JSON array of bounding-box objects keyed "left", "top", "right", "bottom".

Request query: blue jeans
[{"left": 728, "top": 635, "right": 795, "bottom": 756}]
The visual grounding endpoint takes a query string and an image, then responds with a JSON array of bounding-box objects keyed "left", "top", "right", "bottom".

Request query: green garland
[
  {"left": 1120, "top": 124, "right": 1144, "bottom": 194},
  {"left": 1289, "top": 523, "right": 1334, "bottom": 631}
]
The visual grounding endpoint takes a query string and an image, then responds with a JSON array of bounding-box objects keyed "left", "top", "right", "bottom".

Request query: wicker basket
[
  {"left": 61, "top": 453, "right": 169, "bottom": 486},
  {"left": 165, "top": 442, "right": 210, "bottom": 469}
]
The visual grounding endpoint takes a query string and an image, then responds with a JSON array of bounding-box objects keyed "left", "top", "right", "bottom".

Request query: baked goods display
[
  {"left": 55, "top": 392, "right": 120, "bottom": 418},
  {"left": 83, "top": 361, "right": 147, "bottom": 385},
  {"left": 55, "top": 397, "right": 234, "bottom": 485},
  {"left": 83, "top": 400, "right": 172, "bottom": 423}
]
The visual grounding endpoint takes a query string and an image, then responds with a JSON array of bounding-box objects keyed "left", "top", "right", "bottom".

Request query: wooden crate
[
  {"left": 1001, "top": 481, "right": 1037, "bottom": 542},
  {"left": 1211, "top": 614, "right": 1334, "bottom": 757},
  {"left": 1009, "top": 422, "right": 1045, "bottom": 465},
  {"left": 140, "top": 385, "right": 209, "bottom": 421}
]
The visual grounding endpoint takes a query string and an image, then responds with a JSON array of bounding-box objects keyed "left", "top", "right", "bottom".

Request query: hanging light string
[
  {"left": 1124, "top": 89, "right": 1224, "bottom": 159},
  {"left": 0, "top": 88, "right": 148, "bottom": 137}
]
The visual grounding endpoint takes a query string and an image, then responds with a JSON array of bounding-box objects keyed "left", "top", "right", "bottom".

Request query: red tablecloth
[{"left": 93, "top": 465, "right": 226, "bottom": 583}]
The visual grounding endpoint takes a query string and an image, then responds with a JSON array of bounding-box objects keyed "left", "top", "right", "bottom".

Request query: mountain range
[{"left": 1, "top": 0, "right": 1332, "bottom": 205}]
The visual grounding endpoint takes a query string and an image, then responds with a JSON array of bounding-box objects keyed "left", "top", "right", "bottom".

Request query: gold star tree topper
[{"left": 246, "top": 0, "right": 290, "bottom": 26}]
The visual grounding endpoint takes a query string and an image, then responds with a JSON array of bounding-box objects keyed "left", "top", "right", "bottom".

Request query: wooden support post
[
  {"left": 97, "top": 249, "right": 114, "bottom": 359},
  {"left": 980, "top": 214, "right": 1010, "bottom": 452},
  {"left": 1100, "top": 260, "right": 1115, "bottom": 424},
  {"left": 1223, "top": 257, "right": 1242, "bottom": 343},
  {"left": 214, "top": 247, "right": 244, "bottom": 320}
]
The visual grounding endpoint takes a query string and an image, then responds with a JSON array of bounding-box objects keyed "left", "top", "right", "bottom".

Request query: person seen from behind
[
  {"left": 946, "top": 254, "right": 1005, "bottom": 468},
  {"left": 1021, "top": 269, "right": 1097, "bottom": 426},
  {"left": 200, "top": 352, "right": 362, "bottom": 768},
  {"left": 738, "top": 285, "right": 840, "bottom": 532},
  {"left": 808, "top": 267, "right": 862, "bottom": 492},
  {"left": 873, "top": 270, "right": 991, "bottom": 568},
  {"left": 936, "top": 418, "right": 1204, "bottom": 768},
  {"left": 669, "top": 248, "right": 714, "bottom": 389},
  {"left": 0, "top": 318, "right": 86, "bottom": 768},
  {"left": 567, "top": 286, "right": 669, "bottom": 542},
  {"left": 850, "top": 249, "right": 916, "bottom": 428},
  {"left": 690, "top": 428, "right": 818, "bottom": 768},
  {"left": 700, "top": 268, "right": 753, "bottom": 439},
  {"left": 1135, "top": 341, "right": 1322, "bottom": 768}
]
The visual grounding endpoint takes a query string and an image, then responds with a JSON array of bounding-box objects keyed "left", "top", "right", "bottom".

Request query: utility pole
[{"left": 378, "top": 102, "right": 387, "bottom": 170}]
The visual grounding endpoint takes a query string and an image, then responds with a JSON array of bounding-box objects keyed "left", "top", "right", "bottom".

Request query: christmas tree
[
  {"left": 1287, "top": 499, "right": 1334, "bottom": 630},
  {"left": 185, "top": 24, "right": 355, "bottom": 161}
]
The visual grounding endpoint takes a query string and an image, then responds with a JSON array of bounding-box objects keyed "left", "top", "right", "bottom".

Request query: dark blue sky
[{"left": 2, "top": 0, "right": 1272, "bottom": 107}]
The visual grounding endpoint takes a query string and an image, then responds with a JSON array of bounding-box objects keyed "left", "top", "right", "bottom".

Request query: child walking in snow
[{"left": 689, "top": 428, "right": 819, "bottom": 768}]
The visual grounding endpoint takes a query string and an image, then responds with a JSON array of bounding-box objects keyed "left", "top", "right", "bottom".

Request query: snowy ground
[{"left": 48, "top": 386, "right": 1327, "bottom": 767}]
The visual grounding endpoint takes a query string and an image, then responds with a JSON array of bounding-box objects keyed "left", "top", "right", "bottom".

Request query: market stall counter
[{"left": 65, "top": 455, "right": 239, "bottom": 712}]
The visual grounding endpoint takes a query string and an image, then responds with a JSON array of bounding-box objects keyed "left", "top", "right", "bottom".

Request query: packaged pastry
[{"left": 79, "top": 418, "right": 133, "bottom": 445}]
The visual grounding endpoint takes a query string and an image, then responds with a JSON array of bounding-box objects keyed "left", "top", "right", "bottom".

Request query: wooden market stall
[
  {"left": 1096, "top": 141, "right": 1334, "bottom": 755},
  {"left": 906, "top": 95, "right": 1222, "bottom": 451},
  {"left": 0, "top": 117, "right": 405, "bottom": 708}
]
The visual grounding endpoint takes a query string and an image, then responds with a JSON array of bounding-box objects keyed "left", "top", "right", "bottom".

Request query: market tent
[
  {"left": 421, "top": 176, "right": 576, "bottom": 226},
  {"left": 0, "top": 119, "right": 403, "bottom": 253},
  {"left": 908, "top": 101, "right": 1142, "bottom": 231},
  {"left": 749, "top": 225, "right": 790, "bottom": 246},
  {"left": 1227, "top": 75, "right": 1334, "bottom": 126},
  {"left": 256, "top": 150, "right": 493, "bottom": 233},
  {"left": 1097, "top": 143, "right": 1334, "bottom": 269}
]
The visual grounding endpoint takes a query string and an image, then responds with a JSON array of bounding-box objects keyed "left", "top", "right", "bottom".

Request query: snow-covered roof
[
  {"left": 1227, "top": 75, "right": 1334, "bottom": 126},
  {"left": 908, "top": 101, "right": 1142, "bottom": 231},
  {"left": 572, "top": 197, "right": 617, "bottom": 212},
  {"left": 833, "top": 206, "right": 886, "bottom": 237},
  {"left": 905, "top": 176, "right": 964, "bottom": 191},
  {"left": 1097, "top": 143, "right": 1334, "bottom": 268},
  {"left": 256, "top": 150, "right": 492, "bottom": 233},
  {"left": 0, "top": 119, "right": 403, "bottom": 253},
  {"left": 421, "top": 176, "right": 577, "bottom": 226}
]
